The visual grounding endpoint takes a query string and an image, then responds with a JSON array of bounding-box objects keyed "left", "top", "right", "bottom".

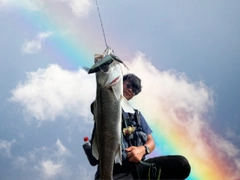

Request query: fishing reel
[{"left": 123, "top": 126, "right": 135, "bottom": 136}]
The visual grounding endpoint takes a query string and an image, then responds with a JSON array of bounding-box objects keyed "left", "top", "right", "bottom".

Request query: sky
[{"left": 0, "top": 0, "right": 240, "bottom": 180}]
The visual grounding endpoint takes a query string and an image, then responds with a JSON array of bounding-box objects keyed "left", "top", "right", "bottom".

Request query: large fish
[{"left": 88, "top": 47, "right": 124, "bottom": 179}]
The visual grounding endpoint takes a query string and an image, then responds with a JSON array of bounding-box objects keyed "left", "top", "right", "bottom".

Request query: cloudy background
[{"left": 0, "top": 0, "right": 240, "bottom": 179}]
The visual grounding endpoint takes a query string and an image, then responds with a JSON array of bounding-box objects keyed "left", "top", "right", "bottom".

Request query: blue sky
[{"left": 0, "top": 0, "right": 240, "bottom": 179}]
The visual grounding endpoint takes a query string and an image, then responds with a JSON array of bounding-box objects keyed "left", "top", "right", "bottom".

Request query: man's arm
[
  {"left": 126, "top": 134, "right": 155, "bottom": 163},
  {"left": 144, "top": 134, "right": 156, "bottom": 154}
]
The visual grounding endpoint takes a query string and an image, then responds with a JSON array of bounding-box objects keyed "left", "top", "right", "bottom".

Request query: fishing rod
[
  {"left": 94, "top": 1, "right": 129, "bottom": 73},
  {"left": 95, "top": 0, "right": 109, "bottom": 48}
]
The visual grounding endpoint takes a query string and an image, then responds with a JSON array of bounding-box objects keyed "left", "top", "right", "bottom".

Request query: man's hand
[{"left": 126, "top": 146, "right": 145, "bottom": 163}]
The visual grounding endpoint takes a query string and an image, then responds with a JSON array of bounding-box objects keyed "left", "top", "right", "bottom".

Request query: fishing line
[{"left": 95, "top": 0, "right": 109, "bottom": 48}]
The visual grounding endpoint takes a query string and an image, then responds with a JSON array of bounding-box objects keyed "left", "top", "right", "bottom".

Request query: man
[{"left": 85, "top": 73, "right": 191, "bottom": 179}]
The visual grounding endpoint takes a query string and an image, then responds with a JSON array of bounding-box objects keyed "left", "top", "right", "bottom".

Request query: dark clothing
[
  {"left": 135, "top": 155, "right": 191, "bottom": 180},
  {"left": 86, "top": 102, "right": 191, "bottom": 179},
  {"left": 95, "top": 155, "right": 191, "bottom": 180},
  {"left": 122, "top": 110, "right": 152, "bottom": 135}
]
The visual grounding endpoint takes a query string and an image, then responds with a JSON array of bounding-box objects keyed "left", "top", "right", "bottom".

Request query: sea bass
[{"left": 88, "top": 47, "right": 124, "bottom": 179}]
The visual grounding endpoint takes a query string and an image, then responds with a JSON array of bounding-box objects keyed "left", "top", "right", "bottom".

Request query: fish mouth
[
  {"left": 110, "top": 76, "right": 120, "bottom": 85},
  {"left": 88, "top": 55, "right": 113, "bottom": 74}
]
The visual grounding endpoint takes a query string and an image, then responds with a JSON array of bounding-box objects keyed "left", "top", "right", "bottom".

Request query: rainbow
[
  {"left": 8, "top": 2, "right": 238, "bottom": 180},
  {"left": 150, "top": 120, "right": 225, "bottom": 180},
  {"left": 14, "top": 2, "right": 101, "bottom": 70}
]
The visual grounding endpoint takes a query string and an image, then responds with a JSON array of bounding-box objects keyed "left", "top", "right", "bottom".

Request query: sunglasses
[{"left": 126, "top": 83, "right": 139, "bottom": 95}]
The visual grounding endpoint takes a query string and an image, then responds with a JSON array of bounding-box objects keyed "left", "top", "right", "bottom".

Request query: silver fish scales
[{"left": 88, "top": 47, "right": 123, "bottom": 179}]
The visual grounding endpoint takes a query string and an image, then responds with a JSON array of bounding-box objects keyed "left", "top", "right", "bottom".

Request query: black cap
[{"left": 123, "top": 74, "right": 142, "bottom": 95}]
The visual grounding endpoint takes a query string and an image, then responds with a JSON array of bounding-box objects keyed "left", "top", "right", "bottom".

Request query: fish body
[{"left": 89, "top": 48, "right": 123, "bottom": 179}]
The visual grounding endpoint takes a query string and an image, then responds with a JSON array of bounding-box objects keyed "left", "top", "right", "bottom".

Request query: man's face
[{"left": 123, "top": 80, "right": 135, "bottom": 100}]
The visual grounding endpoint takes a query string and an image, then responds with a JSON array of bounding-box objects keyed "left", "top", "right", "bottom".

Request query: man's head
[{"left": 123, "top": 74, "right": 142, "bottom": 100}]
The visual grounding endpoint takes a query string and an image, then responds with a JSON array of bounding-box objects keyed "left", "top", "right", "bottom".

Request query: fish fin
[
  {"left": 110, "top": 54, "right": 123, "bottom": 63},
  {"left": 92, "top": 102, "right": 97, "bottom": 122},
  {"left": 122, "top": 96, "right": 135, "bottom": 113},
  {"left": 111, "top": 80, "right": 123, "bottom": 101},
  {"left": 110, "top": 54, "right": 129, "bottom": 71},
  {"left": 114, "top": 144, "right": 122, "bottom": 165},
  {"left": 111, "top": 86, "right": 121, "bottom": 101},
  {"left": 122, "top": 62, "right": 129, "bottom": 71},
  {"left": 91, "top": 135, "right": 99, "bottom": 160}
]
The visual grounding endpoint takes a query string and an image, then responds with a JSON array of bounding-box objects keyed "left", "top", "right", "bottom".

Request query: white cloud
[
  {"left": 13, "top": 139, "right": 71, "bottom": 179},
  {"left": 22, "top": 31, "right": 53, "bottom": 54},
  {"left": 58, "top": 0, "right": 92, "bottom": 17},
  {"left": 125, "top": 51, "right": 240, "bottom": 179},
  {"left": 10, "top": 64, "right": 95, "bottom": 123},
  {"left": 226, "top": 127, "right": 240, "bottom": 141},
  {"left": 0, "top": 0, "right": 43, "bottom": 11},
  {"left": 15, "top": 156, "right": 27, "bottom": 166},
  {"left": 0, "top": 0, "right": 93, "bottom": 18},
  {"left": 40, "top": 160, "right": 64, "bottom": 179},
  {"left": 0, "top": 139, "right": 15, "bottom": 158},
  {"left": 0, "top": 0, "right": 8, "bottom": 8},
  {"left": 55, "top": 139, "right": 70, "bottom": 156},
  {"left": 10, "top": 51, "right": 240, "bottom": 178},
  {"left": 78, "top": 164, "right": 94, "bottom": 180}
]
